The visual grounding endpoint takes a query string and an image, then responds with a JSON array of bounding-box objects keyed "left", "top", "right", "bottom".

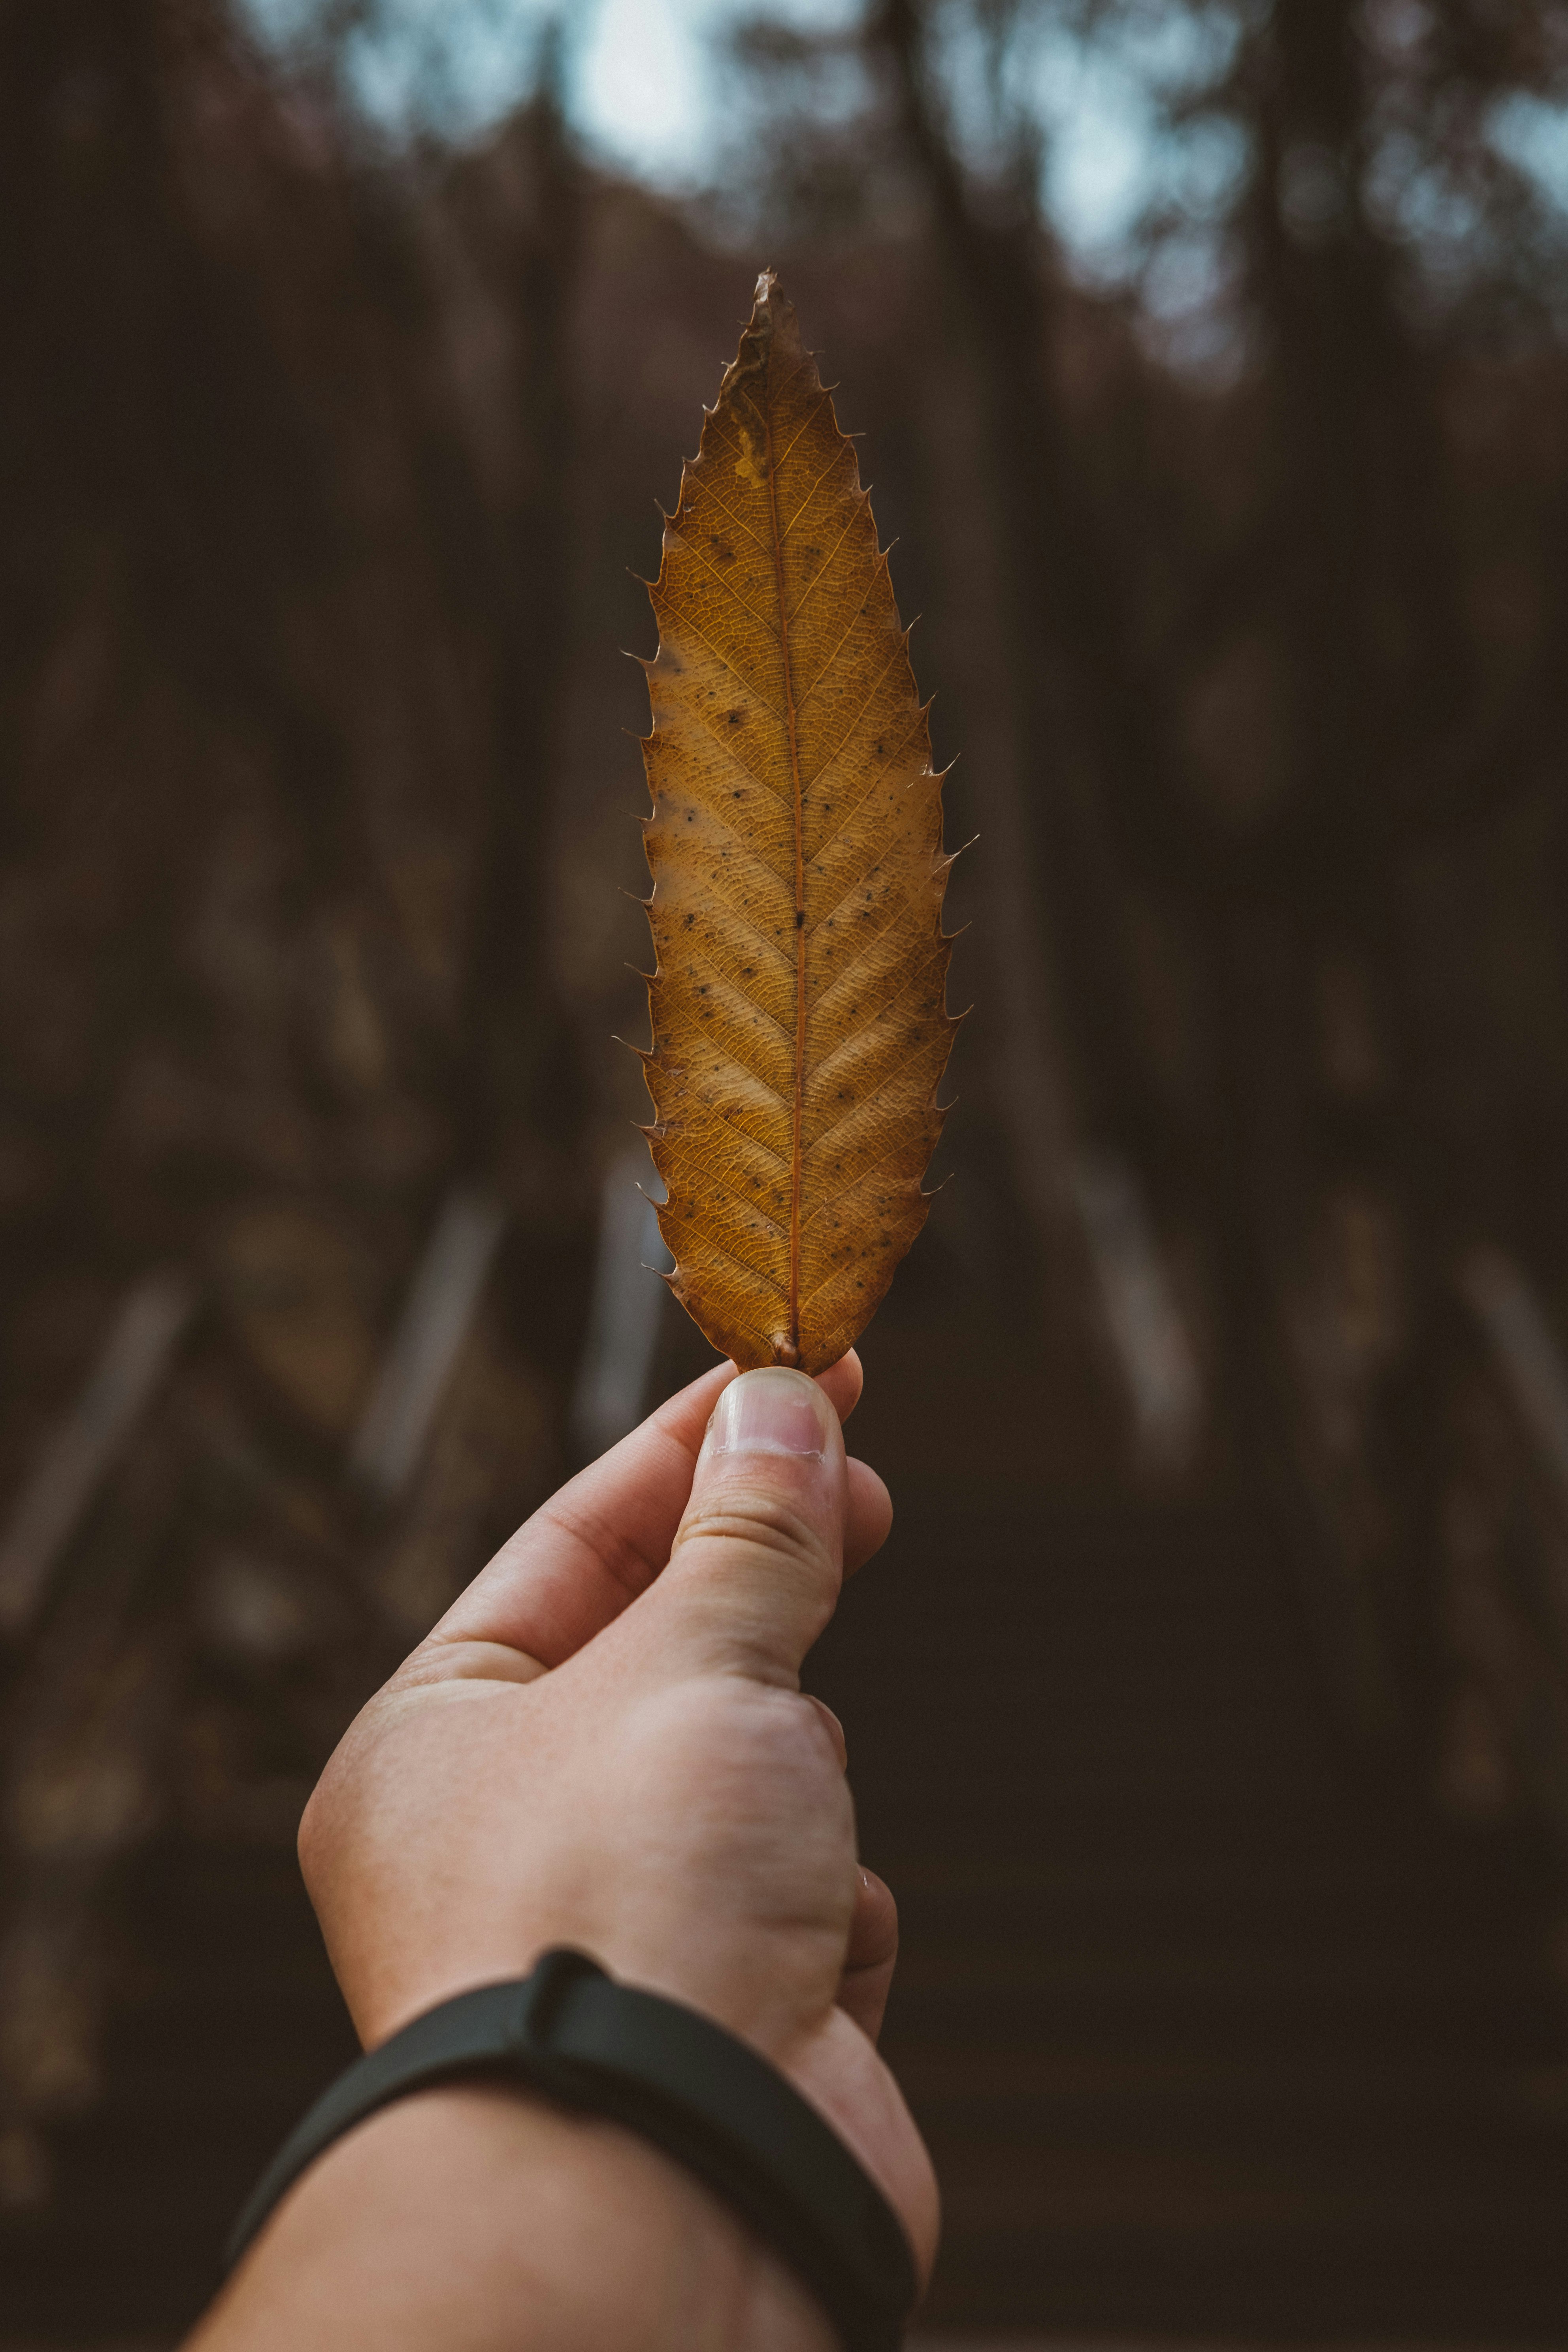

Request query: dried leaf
[{"left": 639, "top": 272, "right": 958, "bottom": 1374}]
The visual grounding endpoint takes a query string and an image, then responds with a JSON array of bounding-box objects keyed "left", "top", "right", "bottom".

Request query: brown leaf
[{"left": 639, "top": 272, "right": 958, "bottom": 1374}]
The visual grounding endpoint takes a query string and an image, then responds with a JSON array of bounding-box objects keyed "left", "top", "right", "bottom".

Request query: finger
[
  {"left": 837, "top": 1868, "right": 899, "bottom": 2043},
  {"left": 639, "top": 1367, "right": 848, "bottom": 1687},
  {"left": 844, "top": 1457, "right": 892, "bottom": 1577},
  {"left": 423, "top": 1351, "right": 865, "bottom": 1672},
  {"left": 805, "top": 1694, "right": 847, "bottom": 1771},
  {"left": 816, "top": 1352, "right": 863, "bottom": 1425}
]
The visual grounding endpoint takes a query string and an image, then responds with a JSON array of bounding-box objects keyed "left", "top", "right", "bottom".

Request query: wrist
[
  {"left": 194, "top": 2083, "right": 834, "bottom": 2352},
  {"left": 313, "top": 1930, "right": 933, "bottom": 2302}
]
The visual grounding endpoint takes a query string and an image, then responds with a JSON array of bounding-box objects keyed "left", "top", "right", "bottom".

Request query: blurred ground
[{"left": 812, "top": 1302, "right": 1568, "bottom": 2338}]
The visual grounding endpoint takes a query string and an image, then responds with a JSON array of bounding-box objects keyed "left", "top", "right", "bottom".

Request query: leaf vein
[
  {"left": 780, "top": 441, "right": 854, "bottom": 542},
  {"left": 801, "top": 642, "right": 905, "bottom": 784},
  {"left": 772, "top": 386, "right": 833, "bottom": 478},
  {"left": 674, "top": 1221, "right": 790, "bottom": 1302},
  {"left": 665, "top": 1151, "right": 789, "bottom": 1244},
  {"left": 801, "top": 1137, "right": 921, "bottom": 1227},
  {"left": 687, "top": 944, "right": 796, "bottom": 1046},
  {"left": 804, "top": 712, "right": 929, "bottom": 869},
  {"left": 685, "top": 465, "right": 776, "bottom": 564},
  {"left": 653, "top": 599, "right": 788, "bottom": 726},
  {"left": 669, "top": 1016, "right": 791, "bottom": 1112},
  {"left": 811, "top": 935, "right": 947, "bottom": 1074},
  {"left": 785, "top": 507, "right": 861, "bottom": 628},
  {"left": 668, "top": 527, "right": 782, "bottom": 641}
]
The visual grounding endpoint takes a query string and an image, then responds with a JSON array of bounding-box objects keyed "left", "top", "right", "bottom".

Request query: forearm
[{"left": 189, "top": 2084, "right": 835, "bottom": 2352}]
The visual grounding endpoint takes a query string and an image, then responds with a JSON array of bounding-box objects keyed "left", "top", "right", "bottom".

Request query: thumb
[{"left": 645, "top": 1367, "right": 847, "bottom": 1687}]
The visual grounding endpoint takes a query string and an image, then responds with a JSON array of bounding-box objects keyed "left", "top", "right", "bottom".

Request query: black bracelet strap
[{"left": 226, "top": 1948, "right": 916, "bottom": 2352}]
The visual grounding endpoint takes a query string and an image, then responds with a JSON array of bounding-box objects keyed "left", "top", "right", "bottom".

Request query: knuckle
[
  {"left": 635, "top": 1679, "right": 840, "bottom": 1784},
  {"left": 296, "top": 1782, "right": 326, "bottom": 1884},
  {"left": 295, "top": 1725, "right": 360, "bottom": 1888},
  {"left": 675, "top": 1496, "right": 831, "bottom": 1570}
]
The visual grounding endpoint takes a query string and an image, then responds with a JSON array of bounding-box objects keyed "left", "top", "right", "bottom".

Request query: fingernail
[{"left": 709, "top": 1368, "right": 833, "bottom": 1460}]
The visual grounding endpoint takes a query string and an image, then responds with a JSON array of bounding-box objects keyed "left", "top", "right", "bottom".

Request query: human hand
[{"left": 297, "top": 1353, "right": 939, "bottom": 2280}]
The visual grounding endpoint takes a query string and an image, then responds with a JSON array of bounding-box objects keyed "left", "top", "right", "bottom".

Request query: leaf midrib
[{"left": 760, "top": 346, "right": 807, "bottom": 1362}]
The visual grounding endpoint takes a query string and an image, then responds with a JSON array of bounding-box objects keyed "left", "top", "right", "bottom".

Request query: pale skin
[{"left": 188, "top": 1353, "right": 940, "bottom": 2352}]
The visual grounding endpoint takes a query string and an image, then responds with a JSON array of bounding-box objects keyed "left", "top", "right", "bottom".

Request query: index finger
[{"left": 420, "top": 1351, "right": 865, "bottom": 1671}]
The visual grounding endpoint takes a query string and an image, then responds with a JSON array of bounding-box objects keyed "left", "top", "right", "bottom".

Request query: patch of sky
[
  {"left": 923, "top": 0, "right": 1248, "bottom": 276},
  {"left": 238, "top": 0, "right": 1568, "bottom": 280},
  {"left": 580, "top": 0, "right": 865, "bottom": 190},
  {"left": 1489, "top": 90, "right": 1568, "bottom": 218},
  {"left": 243, "top": 0, "right": 564, "bottom": 139},
  {"left": 241, "top": 0, "right": 861, "bottom": 180},
  {"left": 239, "top": 0, "right": 1226, "bottom": 270},
  {"left": 1366, "top": 129, "right": 1482, "bottom": 251},
  {"left": 916, "top": 0, "right": 1252, "bottom": 377}
]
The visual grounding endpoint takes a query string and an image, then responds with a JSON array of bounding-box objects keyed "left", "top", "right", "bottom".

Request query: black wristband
[{"left": 226, "top": 1948, "right": 917, "bottom": 2352}]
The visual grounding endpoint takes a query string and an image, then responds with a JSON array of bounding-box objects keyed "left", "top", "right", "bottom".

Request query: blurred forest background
[{"left": 4, "top": 0, "right": 1568, "bottom": 2340}]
